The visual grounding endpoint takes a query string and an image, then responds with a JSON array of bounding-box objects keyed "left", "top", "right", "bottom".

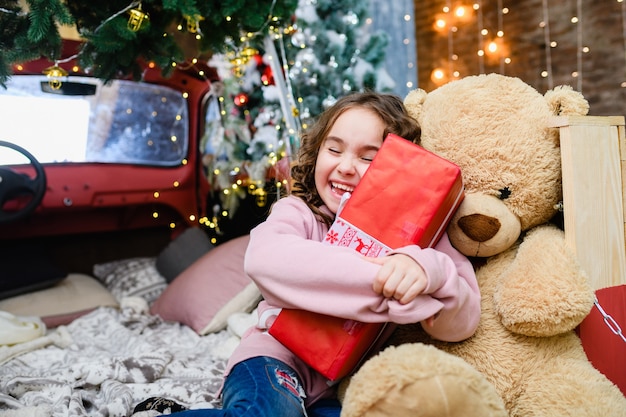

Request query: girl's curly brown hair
[{"left": 290, "top": 91, "right": 421, "bottom": 226}]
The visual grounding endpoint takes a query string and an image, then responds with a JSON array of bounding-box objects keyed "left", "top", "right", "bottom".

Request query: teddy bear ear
[
  {"left": 403, "top": 88, "right": 428, "bottom": 122},
  {"left": 544, "top": 85, "right": 590, "bottom": 116}
]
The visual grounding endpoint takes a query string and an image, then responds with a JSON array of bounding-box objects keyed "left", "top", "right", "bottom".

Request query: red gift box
[{"left": 269, "top": 133, "right": 464, "bottom": 381}]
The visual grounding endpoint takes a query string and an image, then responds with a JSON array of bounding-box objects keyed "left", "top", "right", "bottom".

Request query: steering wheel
[{"left": 0, "top": 140, "right": 47, "bottom": 223}]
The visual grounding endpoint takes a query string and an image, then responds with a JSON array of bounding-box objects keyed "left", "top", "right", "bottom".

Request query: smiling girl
[{"left": 163, "top": 92, "right": 480, "bottom": 417}]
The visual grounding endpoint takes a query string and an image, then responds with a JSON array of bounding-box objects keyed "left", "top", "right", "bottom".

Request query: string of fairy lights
[
  {"left": 14, "top": 0, "right": 408, "bottom": 238},
  {"left": 10, "top": 1, "right": 626, "bottom": 236},
  {"left": 25, "top": 0, "right": 281, "bottom": 89},
  {"left": 10, "top": 0, "right": 295, "bottom": 239},
  {"left": 428, "top": 0, "right": 626, "bottom": 93},
  {"left": 364, "top": 0, "right": 418, "bottom": 98},
  {"left": 540, "top": 0, "right": 553, "bottom": 88}
]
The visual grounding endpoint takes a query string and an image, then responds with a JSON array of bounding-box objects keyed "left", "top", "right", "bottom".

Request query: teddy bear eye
[{"left": 498, "top": 187, "right": 511, "bottom": 200}]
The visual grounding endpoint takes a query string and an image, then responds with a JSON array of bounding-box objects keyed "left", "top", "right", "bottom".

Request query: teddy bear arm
[{"left": 494, "top": 225, "right": 595, "bottom": 337}]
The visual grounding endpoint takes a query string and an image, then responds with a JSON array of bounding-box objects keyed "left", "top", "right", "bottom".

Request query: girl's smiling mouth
[{"left": 331, "top": 182, "right": 355, "bottom": 194}]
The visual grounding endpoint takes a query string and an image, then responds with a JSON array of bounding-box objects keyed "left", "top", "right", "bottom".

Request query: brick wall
[{"left": 414, "top": 0, "right": 626, "bottom": 116}]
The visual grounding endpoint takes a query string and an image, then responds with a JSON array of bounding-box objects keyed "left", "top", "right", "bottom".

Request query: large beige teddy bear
[{"left": 340, "top": 73, "right": 626, "bottom": 417}]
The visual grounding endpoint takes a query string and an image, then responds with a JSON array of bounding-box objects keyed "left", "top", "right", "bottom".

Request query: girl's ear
[{"left": 403, "top": 89, "right": 428, "bottom": 124}]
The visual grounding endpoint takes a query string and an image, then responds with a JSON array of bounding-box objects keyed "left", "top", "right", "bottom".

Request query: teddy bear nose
[{"left": 457, "top": 214, "right": 501, "bottom": 242}]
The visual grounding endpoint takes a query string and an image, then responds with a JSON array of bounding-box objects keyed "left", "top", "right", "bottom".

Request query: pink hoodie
[{"left": 226, "top": 195, "right": 480, "bottom": 406}]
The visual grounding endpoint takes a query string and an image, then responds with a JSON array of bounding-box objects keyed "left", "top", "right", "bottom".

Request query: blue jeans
[{"left": 166, "top": 357, "right": 341, "bottom": 417}]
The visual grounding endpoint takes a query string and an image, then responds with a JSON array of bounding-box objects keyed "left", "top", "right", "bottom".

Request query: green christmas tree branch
[{"left": 0, "top": 0, "right": 297, "bottom": 87}]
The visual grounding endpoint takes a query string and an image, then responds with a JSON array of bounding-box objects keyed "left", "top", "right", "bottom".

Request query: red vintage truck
[{"left": 0, "top": 41, "right": 268, "bottom": 292}]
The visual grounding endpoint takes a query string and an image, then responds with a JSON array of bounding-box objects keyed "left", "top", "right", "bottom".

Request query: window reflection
[{"left": 0, "top": 76, "right": 188, "bottom": 166}]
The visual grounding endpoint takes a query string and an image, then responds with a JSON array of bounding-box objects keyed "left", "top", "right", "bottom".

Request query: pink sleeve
[
  {"left": 392, "top": 236, "right": 481, "bottom": 341},
  {"left": 244, "top": 196, "right": 480, "bottom": 342}
]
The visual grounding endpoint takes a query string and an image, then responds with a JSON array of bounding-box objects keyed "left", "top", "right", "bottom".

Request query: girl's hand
[{"left": 366, "top": 254, "right": 427, "bottom": 304}]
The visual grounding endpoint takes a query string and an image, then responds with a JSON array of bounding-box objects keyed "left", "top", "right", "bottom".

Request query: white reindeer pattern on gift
[{"left": 325, "top": 218, "right": 391, "bottom": 257}]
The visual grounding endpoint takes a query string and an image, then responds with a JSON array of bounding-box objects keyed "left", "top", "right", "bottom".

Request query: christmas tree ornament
[
  {"left": 283, "top": 24, "right": 298, "bottom": 36},
  {"left": 240, "top": 46, "right": 260, "bottom": 62},
  {"left": 185, "top": 14, "right": 205, "bottom": 34},
  {"left": 322, "top": 95, "right": 337, "bottom": 109},
  {"left": 228, "top": 45, "right": 259, "bottom": 78},
  {"left": 290, "top": 31, "right": 307, "bottom": 48},
  {"left": 342, "top": 11, "right": 359, "bottom": 26},
  {"left": 248, "top": 181, "right": 268, "bottom": 207},
  {"left": 288, "top": 66, "right": 301, "bottom": 79},
  {"left": 234, "top": 92, "right": 249, "bottom": 107},
  {"left": 261, "top": 66, "right": 274, "bottom": 85},
  {"left": 42, "top": 63, "right": 68, "bottom": 90},
  {"left": 300, "top": 49, "right": 316, "bottom": 65},
  {"left": 127, "top": 3, "right": 149, "bottom": 32}
]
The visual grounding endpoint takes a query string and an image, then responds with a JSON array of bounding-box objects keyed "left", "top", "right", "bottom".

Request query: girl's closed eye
[
  {"left": 323, "top": 138, "right": 344, "bottom": 154},
  {"left": 328, "top": 147, "right": 341, "bottom": 155},
  {"left": 361, "top": 152, "right": 377, "bottom": 162}
]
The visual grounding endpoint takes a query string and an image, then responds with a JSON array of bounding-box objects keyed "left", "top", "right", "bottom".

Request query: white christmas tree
[
  {"left": 202, "top": 0, "right": 394, "bottom": 239},
  {"left": 286, "top": 0, "right": 395, "bottom": 123}
]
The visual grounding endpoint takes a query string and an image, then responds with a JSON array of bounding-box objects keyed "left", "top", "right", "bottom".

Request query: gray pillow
[
  {"left": 93, "top": 257, "right": 166, "bottom": 304},
  {"left": 155, "top": 227, "right": 214, "bottom": 282}
]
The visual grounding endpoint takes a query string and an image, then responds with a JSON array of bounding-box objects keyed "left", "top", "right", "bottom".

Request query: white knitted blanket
[{"left": 0, "top": 304, "right": 247, "bottom": 416}]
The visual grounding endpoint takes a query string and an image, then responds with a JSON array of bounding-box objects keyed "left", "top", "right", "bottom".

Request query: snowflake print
[{"left": 326, "top": 230, "right": 339, "bottom": 244}]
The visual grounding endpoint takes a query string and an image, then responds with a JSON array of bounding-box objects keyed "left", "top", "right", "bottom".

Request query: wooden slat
[
  {"left": 550, "top": 115, "right": 626, "bottom": 290},
  {"left": 620, "top": 123, "right": 626, "bottom": 250}
]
